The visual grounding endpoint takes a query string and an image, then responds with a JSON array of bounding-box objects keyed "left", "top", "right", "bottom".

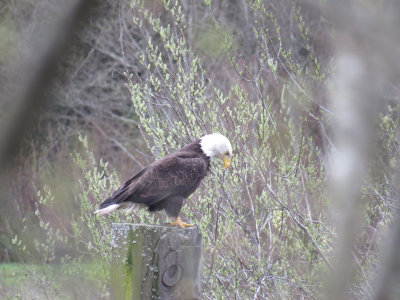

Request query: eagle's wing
[
  {"left": 115, "top": 151, "right": 208, "bottom": 206},
  {"left": 103, "top": 165, "right": 150, "bottom": 206}
]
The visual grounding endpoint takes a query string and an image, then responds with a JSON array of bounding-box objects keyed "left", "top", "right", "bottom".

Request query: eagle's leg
[
  {"left": 170, "top": 216, "right": 193, "bottom": 229},
  {"left": 164, "top": 196, "right": 193, "bottom": 229}
]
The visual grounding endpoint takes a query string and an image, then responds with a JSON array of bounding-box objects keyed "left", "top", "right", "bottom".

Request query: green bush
[
  {"left": 126, "top": 0, "right": 331, "bottom": 297},
  {"left": 5, "top": 1, "right": 400, "bottom": 299}
]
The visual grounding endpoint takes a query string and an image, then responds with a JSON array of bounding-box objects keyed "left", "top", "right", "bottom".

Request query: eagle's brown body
[{"left": 98, "top": 140, "right": 210, "bottom": 218}]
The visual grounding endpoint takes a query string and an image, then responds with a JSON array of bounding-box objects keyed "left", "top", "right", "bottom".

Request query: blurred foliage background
[{"left": 0, "top": 0, "right": 400, "bottom": 299}]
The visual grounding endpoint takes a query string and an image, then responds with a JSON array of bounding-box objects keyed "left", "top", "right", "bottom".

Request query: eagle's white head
[{"left": 200, "top": 133, "right": 233, "bottom": 169}]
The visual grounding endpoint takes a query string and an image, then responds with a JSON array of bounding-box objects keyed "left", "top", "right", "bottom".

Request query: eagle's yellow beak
[{"left": 223, "top": 155, "right": 231, "bottom": 169}]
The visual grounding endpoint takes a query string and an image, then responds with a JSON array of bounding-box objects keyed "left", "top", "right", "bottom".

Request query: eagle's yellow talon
[{"left": 170, "top": 217, "right": 193, "bottom": 229}]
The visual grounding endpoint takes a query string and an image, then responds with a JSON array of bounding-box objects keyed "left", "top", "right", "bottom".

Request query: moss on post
[{"left": 111, "top": 223, "right": 202, "bottom": 299}]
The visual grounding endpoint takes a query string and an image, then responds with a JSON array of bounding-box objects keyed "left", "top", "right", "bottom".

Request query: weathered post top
[{"left": 111, "top": 223, "right": 202, "bottom": 300}]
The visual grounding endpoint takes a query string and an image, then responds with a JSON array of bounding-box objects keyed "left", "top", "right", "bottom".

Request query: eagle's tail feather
[
  {"left": 94, "top": 204, "right": 120, "bottom": 216},
  {"left": 99, "top": 197, "right": 115, "bottom": 209}
]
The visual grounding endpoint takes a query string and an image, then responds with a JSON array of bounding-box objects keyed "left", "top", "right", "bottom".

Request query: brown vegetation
[{"left": 0, "top": 0, "right": 400, "bottom": 298}]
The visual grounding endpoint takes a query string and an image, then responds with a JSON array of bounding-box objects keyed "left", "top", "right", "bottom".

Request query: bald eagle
[{"left": 95, "top": 133, "right": 232, "bottom": 228}]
